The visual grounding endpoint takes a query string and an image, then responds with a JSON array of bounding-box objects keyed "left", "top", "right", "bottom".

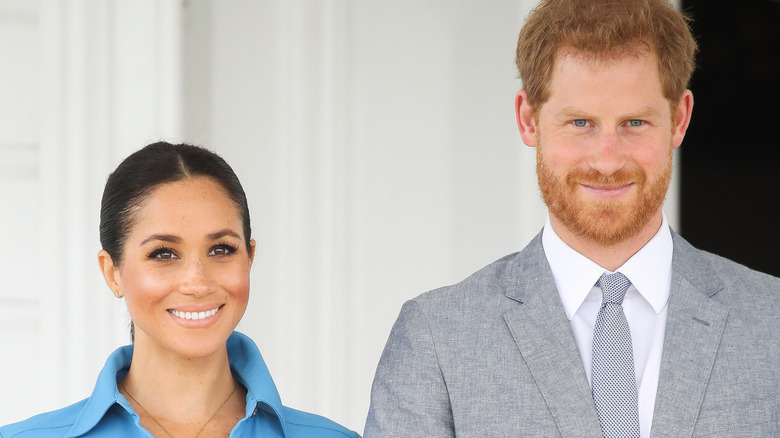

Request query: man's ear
[
  {"left": 98, "top": 250, "right": 123, "bottom": 298},
  {"left": 515, "top": 90, "right": 538, "bottom": 147},
  {"left": 671, "top": 89, "right": 694, "bottom": 149}
]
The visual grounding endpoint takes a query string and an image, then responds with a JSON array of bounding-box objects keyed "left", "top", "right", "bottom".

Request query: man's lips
[{"left": 580, "top": 182, "right": 634, "bottom": 198}]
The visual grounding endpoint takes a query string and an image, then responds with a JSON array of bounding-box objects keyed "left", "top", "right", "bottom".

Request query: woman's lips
[{"left": 167, "top": 304, "right": 224, "bottom": 323}]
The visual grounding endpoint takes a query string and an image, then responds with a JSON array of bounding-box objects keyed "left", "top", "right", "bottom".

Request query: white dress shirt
[{"left": 542, "top": 214, "right": 672, "bottom": 438}]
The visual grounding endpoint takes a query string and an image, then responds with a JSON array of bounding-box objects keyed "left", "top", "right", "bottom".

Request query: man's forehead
[
  {"left": 548, "top": 46, "right": 662, "bottom": 90},
  {"left": 554, "top": 43, "right": 656, "bottom": 69},
  {"left": 538, "top": 48, "right": 670, "bottom": 119}
]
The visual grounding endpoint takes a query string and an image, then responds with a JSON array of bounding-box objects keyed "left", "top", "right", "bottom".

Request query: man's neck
[{"left": 549, "top": 212, "right": 665, "bottom": 272}]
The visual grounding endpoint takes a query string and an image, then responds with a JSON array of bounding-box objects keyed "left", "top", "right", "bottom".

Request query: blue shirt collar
[
  {"left": 67, "top": 331, "right": 288, "bottom": 437},
  {"left": 226, "top": 331, "right": 288, "bottom": 433}
]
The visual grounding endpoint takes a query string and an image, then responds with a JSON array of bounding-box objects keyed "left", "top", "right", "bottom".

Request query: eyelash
[
  {"left": 571, "top": 120, "right": 646, "bottom": 128},
  {"left": 209, "top": 242, "right": 239, "bottom": 257},
  {"left": 145, "top": 242, "right": 239, "bottom": 260},
  {"left": 147, "top": 246, "right": 177, "bottom": 260}
]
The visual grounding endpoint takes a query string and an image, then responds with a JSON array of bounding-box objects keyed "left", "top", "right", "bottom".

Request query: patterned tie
[{"left": 591, "top": 272, "right": 640, "bottom": 438}]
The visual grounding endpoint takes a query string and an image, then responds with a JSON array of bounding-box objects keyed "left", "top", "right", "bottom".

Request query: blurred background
[
  {"left": 0, "top": 0, "right": 776, "bottom": 433},
  {"left": 679, "top": 0, "right": 780, "bottom": 278}
]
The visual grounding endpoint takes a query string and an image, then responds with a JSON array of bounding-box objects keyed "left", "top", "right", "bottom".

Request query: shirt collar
[
  {"left": 542, "top": 214, "right": 673, "bottom": 320},
  {"left": 226, "top": 331, "right": 289, "bottom": 436},
  {"left": 67, "top": 331, "right": 288, "bottom": 437},
  {"left": 66, "top": 343, "right": 133, "bottom": 437}
]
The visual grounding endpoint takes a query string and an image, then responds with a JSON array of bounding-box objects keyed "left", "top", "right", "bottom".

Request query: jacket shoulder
[
  {"left": 0, "top": 399, "right": 86, "bottom": 438},
  {"left": 411, "top": 250, "right": 524, "bottom": 311},
  {"left": 702, "top": 251, "right": 780, "bottom": 310},
  {"left": 281, "top": 407, "right": 360, "bottom": 437},
  {"left": 672, "top": 234, "right": 780, "bottom": 321}
]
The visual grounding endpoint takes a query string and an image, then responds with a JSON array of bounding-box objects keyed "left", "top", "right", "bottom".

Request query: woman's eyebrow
[
  {"left": 208, "top": 229, "right": 241, "bottom": 240},
  {"left": 137, "top": 230, "right": 240, "bottom": 246},
  {"left": 139, "top": 234, "right": 181, "bottom": 246}
]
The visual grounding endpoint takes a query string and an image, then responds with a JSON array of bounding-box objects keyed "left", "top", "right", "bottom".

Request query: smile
[
  {"left": 581, "top": 183, "right": 634, "bottom": 198},
  {"left": 168, "top": 306, "right": 221, "bottom": 321}
]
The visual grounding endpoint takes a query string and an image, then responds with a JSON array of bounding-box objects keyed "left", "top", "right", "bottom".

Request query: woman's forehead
[{"left": 127, "top": 177, "right": 243, "bottom": 239}]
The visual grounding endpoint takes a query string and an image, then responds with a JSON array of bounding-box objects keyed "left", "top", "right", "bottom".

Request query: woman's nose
[{"left": 179, "top": 258, "right": 212, "bottom": 297}]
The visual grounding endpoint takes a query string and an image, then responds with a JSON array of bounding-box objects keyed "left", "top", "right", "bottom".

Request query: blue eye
[
  {"left": 627, "top": 120, "right": 645, "bottom": 127},
  {"left": 572, "top": 120, "right": 588, "bottom": 127}
]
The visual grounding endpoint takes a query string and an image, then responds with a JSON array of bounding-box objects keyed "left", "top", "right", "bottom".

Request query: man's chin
[
  {"left": 564, "top": 209, "right": 647, "bottom": 246},
  {"left": 576, "top": 226, "right": 640, "bottom": 246},
  {"left": 558, "top": 203, "right": 636, "bottom": 246}
]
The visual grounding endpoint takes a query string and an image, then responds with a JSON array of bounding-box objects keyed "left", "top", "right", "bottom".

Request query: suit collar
[
  {"left": 506, "top": 230, "right": 723, "bottom": 301},
  {"left": 503, "top": 231, "right": 729, "bottom": 438},
  {"left": 503, "top": 232, "right": 549, "bottom": 304},
  {"left": 502, "top": 232, "right": 604, "bottom": 437},
  {"left": 669, "top": 231, "right": 724, "bottom": 297},
  {"left": 650, "top": 233, "right": 728, "bottom": 437}
]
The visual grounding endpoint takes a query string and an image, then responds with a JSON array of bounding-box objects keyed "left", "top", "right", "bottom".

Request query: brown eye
[
  {"left": 209, "top": 244, "right": 238, "bottom": 257},
  {"left": 148, "top": 247, "right": 178, "bottom": 260}
]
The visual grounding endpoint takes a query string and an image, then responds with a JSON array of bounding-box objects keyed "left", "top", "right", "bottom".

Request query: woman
[{"left": 0, "top": 142, "right": 360, "bottom": 438}]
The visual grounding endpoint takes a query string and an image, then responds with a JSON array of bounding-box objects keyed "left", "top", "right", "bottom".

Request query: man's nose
[{"left": 587, "top": 129, "right": 627, "bottom": 176}]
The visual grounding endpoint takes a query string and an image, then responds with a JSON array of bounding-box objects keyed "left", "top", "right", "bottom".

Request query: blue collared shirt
[{"left": 0, "top": 332, "right": 360, "bottom": 438}]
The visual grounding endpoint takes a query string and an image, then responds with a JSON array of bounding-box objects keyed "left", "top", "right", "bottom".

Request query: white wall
[
  {"left": 0, "top": 0, "right": 183, "bottom": 426},
  {"left": 177, "top": 0, "right": 546, "bottom": 431},
  {"left": 0, "top": 0, "right": 681, "bottom": 433}
]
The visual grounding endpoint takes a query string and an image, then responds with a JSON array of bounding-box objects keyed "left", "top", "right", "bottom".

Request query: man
[{"left": 364, "top": 0, "right": 779, "bottom": 437}]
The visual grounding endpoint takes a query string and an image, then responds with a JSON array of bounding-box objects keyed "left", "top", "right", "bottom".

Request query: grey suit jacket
[{"left": 364, "top": 231, "right": 779, "bottom": 437}]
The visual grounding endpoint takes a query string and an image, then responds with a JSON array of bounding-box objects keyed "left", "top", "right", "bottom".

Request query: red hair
[{"left": 516, "top": 0, "right": 697, "bottom": 111}]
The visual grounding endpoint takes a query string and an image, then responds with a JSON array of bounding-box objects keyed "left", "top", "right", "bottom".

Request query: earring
[{"left": 114, "top": 289, "right": 124, "bottom": 299}]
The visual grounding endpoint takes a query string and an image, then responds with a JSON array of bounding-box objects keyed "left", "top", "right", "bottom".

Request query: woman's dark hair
[{"left": 100, "top": 141, "right": 252, "bottom": 266}]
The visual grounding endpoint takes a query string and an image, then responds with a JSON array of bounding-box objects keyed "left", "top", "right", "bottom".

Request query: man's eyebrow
[
  {"left": 555, "top": 107, "right": 591, "bottom": 119},
  {"left": 139, "top": 234, "right": 182, "bottom": 246},
  {"left": 208, "top": 229, "right": 242, "bottom": 241},
  {"left": 554, "top": 107, "right": 662, "bottom": 119},
  {"left": 624, "top": 107, "right": 662, "bottom": 119}
]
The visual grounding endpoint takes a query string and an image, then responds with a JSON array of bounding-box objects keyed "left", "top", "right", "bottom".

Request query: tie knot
[{"left": 597, "top": 272, "right": 630, "bottom": 305}]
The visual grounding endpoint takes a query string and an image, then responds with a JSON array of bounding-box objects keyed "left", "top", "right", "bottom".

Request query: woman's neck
[{"left": 119, "top": 336, "right": 244, "bottom": 433}]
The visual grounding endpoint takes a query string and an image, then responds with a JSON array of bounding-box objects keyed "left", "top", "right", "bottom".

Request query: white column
[
  {"left": 0, "top": 3, "right": 43, "bottom": 424},
  {"left": 0, "top": 0, "right": 182, "bottom": 424}
]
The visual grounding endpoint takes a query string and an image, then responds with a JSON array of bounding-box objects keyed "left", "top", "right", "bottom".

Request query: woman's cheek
[
  {"left": 125, "top": 269, "right": 176, "bottom": 301},
  {"left": 226, "top": 269, "right": 251, "bottom": 298}
]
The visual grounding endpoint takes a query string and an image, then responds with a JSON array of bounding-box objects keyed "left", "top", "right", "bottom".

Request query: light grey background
[{"left": 0, "top": 0, "right": 681, "bottom": 432}]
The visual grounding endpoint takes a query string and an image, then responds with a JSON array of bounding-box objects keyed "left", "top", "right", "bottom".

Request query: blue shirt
[{"left": 0, "top": 332, "right": 360, "bottom": 438}]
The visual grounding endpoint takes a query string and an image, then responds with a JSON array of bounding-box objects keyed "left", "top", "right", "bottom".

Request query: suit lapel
[
  {"left": 650, "top": 234, "right": 729, "bottom": 438},
  {"left": 503, "top": 234, "right": 603, "bottom": 438}
]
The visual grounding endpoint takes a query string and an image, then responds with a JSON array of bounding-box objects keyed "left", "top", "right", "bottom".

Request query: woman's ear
[
  {"left": 248, "top": 239, "right": 256, "bottom": 269},
  {"left": 98, "top": 250, "right": 123, "bottom": 298}
]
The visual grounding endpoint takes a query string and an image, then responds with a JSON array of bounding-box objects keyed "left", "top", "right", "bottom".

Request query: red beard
[{"left": 536, "top": 147, "right": 672, "bottom": 246}]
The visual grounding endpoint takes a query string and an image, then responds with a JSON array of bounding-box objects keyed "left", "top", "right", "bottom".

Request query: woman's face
[{"left": 99, "top": 177, "right": 254, "bottom": 359}]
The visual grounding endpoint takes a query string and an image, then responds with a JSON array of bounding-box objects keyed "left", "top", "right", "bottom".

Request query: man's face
[{"left": 517, "top": 49, "right": 691, "bottom": 246}]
